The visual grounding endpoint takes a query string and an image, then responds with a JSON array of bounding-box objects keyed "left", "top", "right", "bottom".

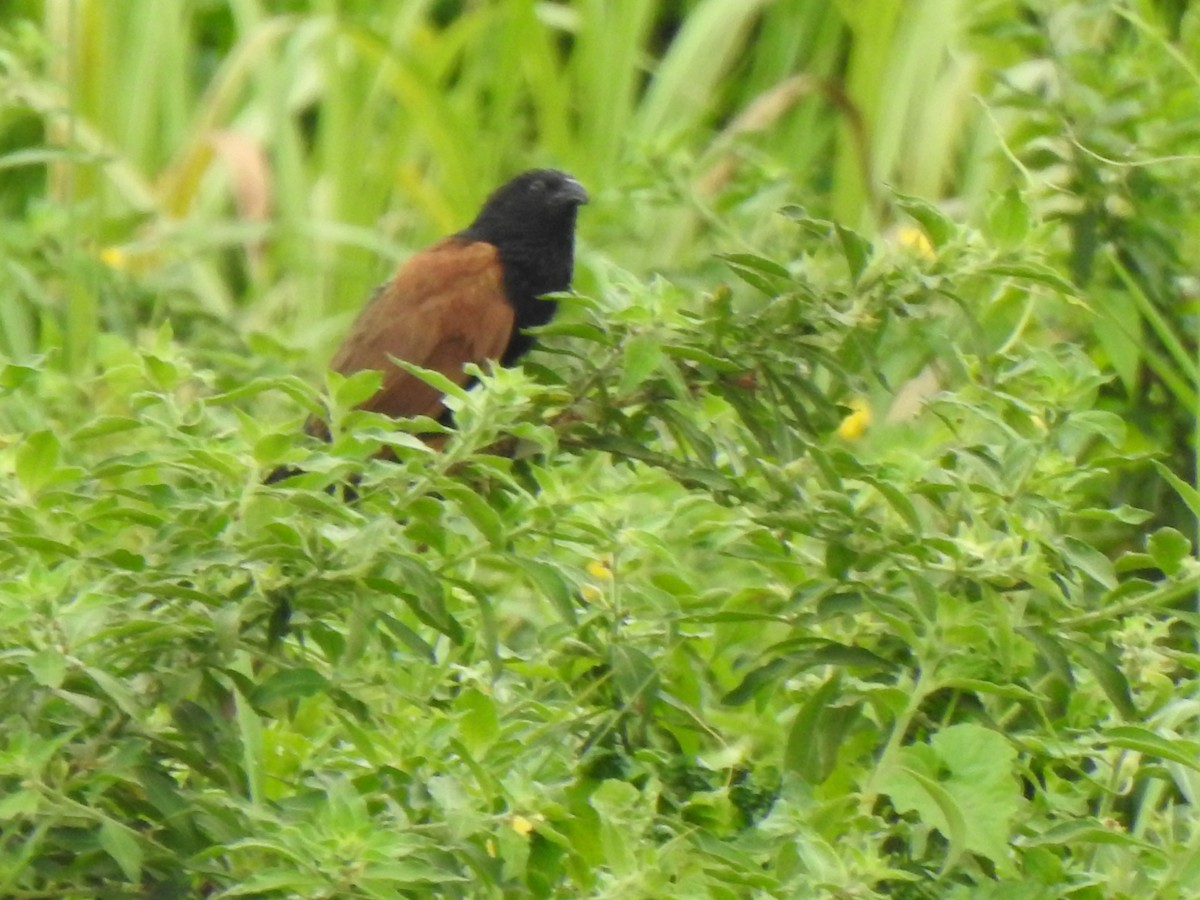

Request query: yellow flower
[
  {"left": 581, "top": 584, "right": 603, "bottom": 603},
  {"left": 586, "top": 559, "right": 613, "bottom": 581},
  {"left": 511, "top": 815, "right": 535, "bottom": 837},
  {"left": 895, "top": 225, "right": 934, "bottom": 259},
  {"left": 100, "top": 246, "right": 128, "bottom": 270},
  {"left": 836, "top": 398, "right": 872, "bottom": 441}
]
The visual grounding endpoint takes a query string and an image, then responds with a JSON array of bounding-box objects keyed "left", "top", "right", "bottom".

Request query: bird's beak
[{"left": 559, "top": 177, "right": 589, "bottom": 205}]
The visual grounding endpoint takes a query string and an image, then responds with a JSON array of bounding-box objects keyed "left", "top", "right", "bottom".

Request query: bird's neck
[{"left": 460, "top": 223, "right": 576, "bottom": 329}]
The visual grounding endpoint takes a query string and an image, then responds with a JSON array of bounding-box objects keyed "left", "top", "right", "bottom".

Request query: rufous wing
[{"left": 316, "top": 238, "right": 515, "bottom": 431}]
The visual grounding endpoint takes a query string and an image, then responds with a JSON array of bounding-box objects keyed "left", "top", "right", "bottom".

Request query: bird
[{"left": 267, "top": 169, "right": 588, "bottom": 481}]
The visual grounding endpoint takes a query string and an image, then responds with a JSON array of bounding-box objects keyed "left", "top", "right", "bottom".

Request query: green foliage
[{"left": 2, "top": 0, "right": 1200, "bottom": 897}]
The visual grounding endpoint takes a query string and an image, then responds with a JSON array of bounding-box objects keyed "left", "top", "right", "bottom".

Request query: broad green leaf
[
  {"left": 986, "top": 188, "right": 1031, "bottom": 247},
  {"left": 835, "top": 224, "right": 871, "bottom": 281},
  {"left": 1060, "top": 537, "right": 1117, "bottom": 589},
  {"left": 618, "top": 333, "right": 665, "bottom": 395},
  {"left": 784, "top": 674, "right": 842, "bottom": 782},
  {"left": 99, "top": 819, "right": 143, "bottom": 882},
  {"left": 440, "top": 484, "right": 506, "bottom": 549},
  {"left": 252, "top": 669, "right": 330, "bottom": 706},
  {"left": 885, "top": 763, "right": 970, "bottom": 875},
  {"left": 457, "top": 688, "right": 499, "bottom": 755},
  {"left": 885, "top": 724, "right": 1020, "bottom": 871},
  {"left": 16, "top": 429, "right": 60, "bottom": 492},
  {"left": 28, "top": 649, "right": 66, "bottom": 688},
  {"left": 1147, "top": 527, "right": 1191, "bottom": 575},
  {"left": 510, "top": 557, "right": 577, "bottom": 625},
  {"left": 894, "top": 193, "right": 957, "bottom": 248}
]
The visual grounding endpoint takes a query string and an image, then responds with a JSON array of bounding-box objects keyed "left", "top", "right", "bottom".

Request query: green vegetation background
[{"left": 3, "top": 0, "right": 1200, "bottom": 896}]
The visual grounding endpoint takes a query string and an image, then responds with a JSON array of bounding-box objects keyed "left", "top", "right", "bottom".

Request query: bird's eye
[{"left": 529, "top": 180, "right": 547, "bottom": 193}]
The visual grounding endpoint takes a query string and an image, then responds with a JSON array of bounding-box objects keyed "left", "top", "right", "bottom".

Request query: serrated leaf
[
  {"left": 885, "top": 724, "right": 1019, "bottom": 872},
  {"left": 886, "top": 764, "right": 970, "bottom": 875},
  {"left": 388, "top": 356, "right": 470, "bottom": 401},
  {"left": 84, "top": 666, "right": 141, "bottom": 718},
  {"left": 1064, "top": 410, "right": 1126, "bottom": 447}
]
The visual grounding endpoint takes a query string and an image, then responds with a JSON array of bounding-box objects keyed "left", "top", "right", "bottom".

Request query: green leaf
[
  {"left": 1021, "top": 819, "right": 1166, "bottom": 855},
  {"left": 861, "top": 476, "right": 921, "bottom": 531},
  {"left": 986, "top": 188, "right": 1031, "bottom": 247},
  {"left": 511, "top": 557, "right": 577, "bottom": 625},
  {"left": 331, "top": 368, "right": 384, "bottom": 409},
  {"left": 784, "top": 673, "right": 843, "bottom": 782},
  {"left": 457, "top": 688, "right": 500, "bottom": 755},
  {"left": 235, "top": 690, "right": 265, "bottom": 805},
  {"left": 252, "top": 668, "right": 330, "bottom": 706},
  {"left": 440, "top": 484, "right": 506, "bottom": 549},
  {"left": 610, "top": 644, "right": 659, "bottom": 704},
  {"left": 388, "top": 356, "right": 469, "bottom": 402},
  {"left": 1059, "top": 537, "right": 1117, "bottom": 589},
  {"left": 835, "top": 224, "right": 871, "bottom": 281},
  {"left": 981, "top": 261, "right": 1077, "bottom": 295},
  {"left": 1063, "top": 639, "right": 1137, "bottom": 719},
  {"left": 377, "top": 613, "right": 436, "bottom": 661},
  {"left": 894, "top": 193, "right": 957, "bottom": 248},
  {"left": 1103, "top": 726, "right": 1200, "bottom": 771},
  {"left": 99, "top": 819, "right": 143, "bottom": 882},
  {"left": 886, "top": 763, "right": 970, "bottom": 875},
  {"left": 84, "top": 666, "right": 142, "bottom": 718},
  {"left": 722, "top": 658, "right": 791, "bottom": 706},
  {"left": 618, "top": 334, "right": 665, "bottom": 395},
  {"left": 0, "top": 789, "right": 39, "bottom": 820},
  {"left": 28, "top": 649, "right": 66, "bottom": 688},
  {"left": 1154, "top": 460, "right": 1200, "bottom": 520},
  {"left": 885, "top": 724, "right": 1019, "bottom": 872},
  {"left": 366, "top": 564, "right": 463, "bottom": 644},
  {"left": 1063, "top": 410, "right": 1126, "bottom": 448},
  {"left": 1147, "top": 526, "right": 1192, "bottom": 575},
  {"left": 16, "top": 429, "right": 60, "bottom": 492},
  {"left": 717, "top": 252, "right": 790, "bottom": 280}
]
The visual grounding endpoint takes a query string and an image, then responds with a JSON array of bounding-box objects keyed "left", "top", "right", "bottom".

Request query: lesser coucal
[{"left": 269, "top": 169, "right": 588, "bottom": 479}]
